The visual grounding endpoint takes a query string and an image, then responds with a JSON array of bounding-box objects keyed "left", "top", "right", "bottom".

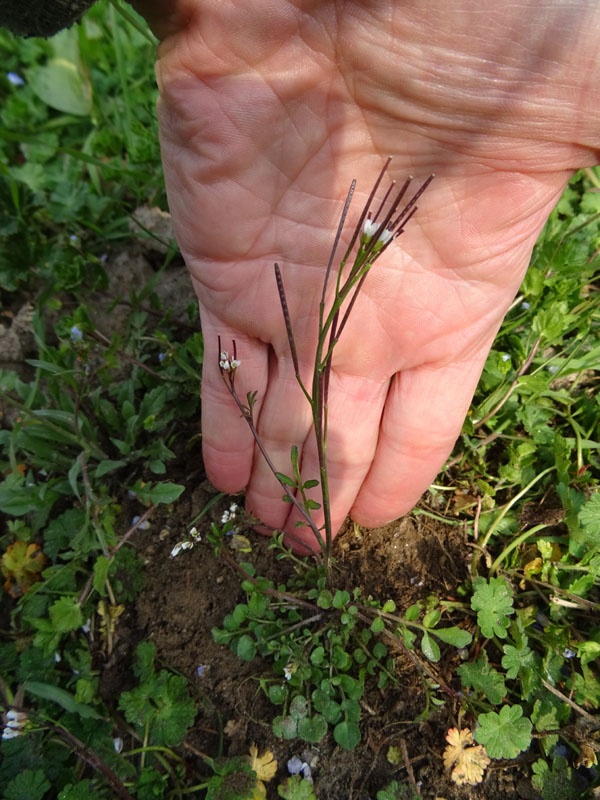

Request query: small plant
[
  {"left": 212, "top": 164, "right": 476, "bottom": 749},
  {"left": 219, "top": 159, "right": 433, "bottom": 566}
]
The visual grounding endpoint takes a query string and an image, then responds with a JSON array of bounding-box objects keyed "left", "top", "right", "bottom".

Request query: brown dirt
[{"left": 99, "top": 480, "right": 540, "bottom": 800}]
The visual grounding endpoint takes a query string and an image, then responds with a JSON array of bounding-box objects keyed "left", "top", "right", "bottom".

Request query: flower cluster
[
  {"left": 2, "top": 709, "right": 27, "bottom": 740},
  {"left": 170, "top": 526, "right": 201, "bottom": 558},
  {"left": 220, "top": 502, "right": 240, "bottom": 533},
  {"left": 219, "top": 351, "right": 241, "bottom": 372},
  {"left": 361, "top": 218, "right": 393, "bottom": 245}
]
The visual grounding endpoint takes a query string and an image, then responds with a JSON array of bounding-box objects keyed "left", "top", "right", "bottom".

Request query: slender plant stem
[{"left": 220, "top": 367, "right": 326, "bottom": 555}]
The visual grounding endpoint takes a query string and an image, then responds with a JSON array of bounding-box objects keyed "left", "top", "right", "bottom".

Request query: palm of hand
[{"left": 154, "top": 0, "right": 598, "bottom": 546}]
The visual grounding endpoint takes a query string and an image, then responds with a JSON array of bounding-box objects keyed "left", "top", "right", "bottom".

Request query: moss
[{"left": 0, "top": 0, "right": 96, "bottom": 38}]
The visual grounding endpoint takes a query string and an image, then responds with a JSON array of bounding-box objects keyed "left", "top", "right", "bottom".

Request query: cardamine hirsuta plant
[{"left": 219, "top": 159, "right": 433, "bottom": 570}]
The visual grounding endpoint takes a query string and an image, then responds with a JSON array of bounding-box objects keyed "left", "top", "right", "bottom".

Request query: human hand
[{"left": 143, "top": 0, "right": 600, "bottom": 548}]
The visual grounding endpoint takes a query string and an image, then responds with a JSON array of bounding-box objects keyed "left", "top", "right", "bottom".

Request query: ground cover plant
[{"left": 1, "top": 2, "right": 600, "bottom": 799}]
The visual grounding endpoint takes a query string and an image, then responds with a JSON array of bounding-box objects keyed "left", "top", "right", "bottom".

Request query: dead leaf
[
  {"left": 443, "top": 727, "right": 490, "bottom": 786},
  {"left": 247, "top": 744, "right": 277, "bottom": 798},
  {"left": 229, "top": 534, "right": 252, "bottom": 553},
  {"left": 575, "top": 744, "right": 598, "bottom": 769}
]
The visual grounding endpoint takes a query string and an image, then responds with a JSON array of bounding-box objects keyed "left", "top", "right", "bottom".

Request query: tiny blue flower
[
  {"left": 521, "top": 301, "right": 530, "bottom": 310},
  {"left": 196, "top": 665, "right": 207, "bottom": 678},
  {"left": 6, "top": 72, "right": 24, "bottom": 86},
  {"left": 70, "top": 325, "right": 83, "bottom": 342},
  {"left": 547, "top": 365, "right": 559, "bottom": 374},
  {"left": 501, "top": 354, "right": 510, "bottom": 362},
  {"left": 158, "top": 352, "right": 166, "bottom": 363},
  {"left": 287, "top": 756, "right": 304, "bottom": 775},
  {"left": 563, "top": 648, "right": 576, "bottom": 659},
  {"left": 69, "top": 234, "right": 78, "bottom": 243},
  {"left": 132, "top": 515, "right": 150, "bottom": 531}
]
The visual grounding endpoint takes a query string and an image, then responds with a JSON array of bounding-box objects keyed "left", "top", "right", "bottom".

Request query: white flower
[
  {"left": 3, "top": 710, "right": 27, "bottom": 740},
  {"left": 170, "top": 540, "right": 194, "bottom": 558},
  {"left": 221, "top": 503, "right": 240, "bottom": 526},
  {"left": 81, "top": 618, "right": 91, "bottom": 634},
  {"left": 362, "top": 218, "right": 380, "bottom": 239},
  {"left": 283, "top": 664, "right": 296, "bottom": 681},
  {"left": 189, "top": 527, "right": 201, "bottom": 542},
  {"left": 113, "top": 737, "right": 124, "bottom": 753},
  {"left": 378, "top": 228, "right": 394, "bottom": 245},
  {"left": 220, "top": 350, "right": 241, "bottom": 371}
]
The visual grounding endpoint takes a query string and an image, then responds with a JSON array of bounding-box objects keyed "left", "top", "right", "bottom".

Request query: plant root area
[{"left": 100, "top": 483, "right": 538, "bottom": 800}]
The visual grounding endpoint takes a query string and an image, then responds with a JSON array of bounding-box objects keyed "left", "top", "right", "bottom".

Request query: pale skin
[{"left": 134, "top": 0, "right": 600, "bottom": 550}]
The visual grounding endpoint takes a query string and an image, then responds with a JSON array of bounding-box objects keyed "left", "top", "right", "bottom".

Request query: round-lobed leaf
[
  {"left": 297, "top": 714, "right": 328, "bottom": 743},
  {"left": 334, "top": 720, "right": 361, "bottom": 750},
  {"left": 235, "top": 635, "right": 256, "bottom": 661}
]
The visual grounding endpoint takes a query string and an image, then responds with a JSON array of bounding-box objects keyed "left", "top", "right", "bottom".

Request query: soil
[
  {"left": 99, "top": 469, "right": 541, "bottom": 800},
  {"left": 3, "top": 228, "right": 543, "bottom": 799}
]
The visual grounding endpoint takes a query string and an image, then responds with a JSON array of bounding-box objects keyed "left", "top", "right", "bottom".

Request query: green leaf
[
  {"left": 5, "top": 769, "right": 51, "bottom": 800},
  {"left": 297, "top": 714, "right": 328, "bottom": 743},
  {"left": 134, "top": 641, "right": 156, "bottom": 683},
  {"left": 236, "top": 635, "right": 256, "bottom": 661},
  {"left": 422, "top": 609, "right": 441, "bottom": 629},
  {"left": 434, "top": 627, "right": 472, "bottom": 648},
  {"left": 119, "top": 672, "right": 196, "bottom": 747},
  {"left": 457, "top": 655, "right": 507, "bottom": 704},
  {"left": 578, "top": 492, "right": 600, "bottom": 545},
  {"left": 471, "top": 576, "right": 514, "bottom": 639},
  {"left": 67, "top": 457, "right": 82, "bottom": 501},
  {"left": 420, "top": 631, "right": 440, "bottom": 662},
  {"left": 376, "top": 781, "right": 419, "bottom": 800},
  {"left": 148, "top": 482, "right": 185, "bottom": 505},
  {"left": 303, "top": 479, "right": 319, "bottom": 490},
  {"left": 382, "top": 599, "right": 396, "bottom": 613},
  {"left": 501, "top": 643, "right": 536, "bottom": 680},
  {"left": 371, "top": 616, "right": 384, "bottom": 634},
  {"left": 92, "top": 555, "right": 111, "bottom": 596},
  {"left": 276, "top": 472, "right": 297, "bottom": 488},
  {"left": 333, "top": 720, "right": 361, "bottom": 749},
  {"left": 474, "top": 704, "right": 532, "bottom": 759},
  {"left": 49, "top": 596, "right": 82, "bottom": 632},
  {"left": 24, "top": 681, "right": 102, "bottom": 719},
  {"left": 268, "top": 684, "right": 287, "bottom": 705},
  {"left": 333, "top": 590, "right": 350, "bottom": 608},
  {"left": 289, "top": 695, "right": 309, "bottom": 719},
  {"left": 531, "top": 756, "right": 580, "bottom": 800},
  {"left": 278, "top": 774, "right": 317, "bottom": 800},
  {"left": 273, "top": 715, "right": 299, "bottom": 739},
  {"left": 95, "top": 459, "right": 126, "bottom": 477},
  {"left": 28, "top": 58, "right": 92, "bottom": 116}
]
